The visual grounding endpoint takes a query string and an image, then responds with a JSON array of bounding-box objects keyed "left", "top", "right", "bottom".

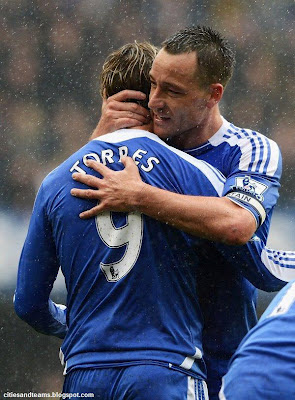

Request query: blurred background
[{"left": 0, "top": 0, "right": 294, "bottom": 396}]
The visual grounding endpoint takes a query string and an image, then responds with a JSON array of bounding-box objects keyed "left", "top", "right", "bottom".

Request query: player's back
[
  {"left": 220, "top": 280, "right": 295, "bottom": 400},
  {"left": 34, "top": 129, "right": 225, "bottom": 379}
]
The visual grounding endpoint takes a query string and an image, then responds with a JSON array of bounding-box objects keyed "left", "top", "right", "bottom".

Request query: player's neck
[
  {"left": 133, "top": 121, "right": 153, "bottom": 133},
  {"left": 170, "top": 109, "right": 223, "bottom": 150}
]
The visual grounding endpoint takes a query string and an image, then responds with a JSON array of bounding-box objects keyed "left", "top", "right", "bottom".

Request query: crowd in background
[{"left": 1, "top": 0, "right": 294, "bottom": 212}]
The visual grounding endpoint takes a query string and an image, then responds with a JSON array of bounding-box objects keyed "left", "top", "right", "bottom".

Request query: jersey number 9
[{"left": 95, "top": 211, "right": 144, "bottom": 282}]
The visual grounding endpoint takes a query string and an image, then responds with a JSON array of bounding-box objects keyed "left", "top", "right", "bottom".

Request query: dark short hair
[
  {"left": 163, "top": 26, "right": 235, "bottom": 89},
  {"left": 100, "top": 42, "right": 159, "bottom": 109}
]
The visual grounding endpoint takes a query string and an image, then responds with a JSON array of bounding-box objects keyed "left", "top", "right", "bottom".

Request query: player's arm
[
  {"left": 206, "top": 133, "right": 294, "bottom": 291},
  {"left": 71, "top": 158, "right": 295, "bottom": 290},
  {"left": 14, "top": 184, "right": 68, "bottom": 339},
  {"left": 71, "top": 157, "right": 255, "bottom": 245},
  {"left": 212, "top": 237, "right": 295, "bottom": 292},
  {"left": 90, "top": 90, "right": 151, "bottom": 140}
]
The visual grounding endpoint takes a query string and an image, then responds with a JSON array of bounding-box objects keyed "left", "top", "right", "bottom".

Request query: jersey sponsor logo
[{"left": 231, "top": 176, "right": 268, "bottom": 202}]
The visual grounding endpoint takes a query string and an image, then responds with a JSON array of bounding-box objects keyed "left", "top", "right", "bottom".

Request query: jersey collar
[{"left": 184, "top": 117, "right": 230, "bottom": 155}]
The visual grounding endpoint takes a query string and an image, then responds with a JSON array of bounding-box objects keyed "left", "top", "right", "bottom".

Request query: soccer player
[
  {"left": 13, "top": 41, "right": 233, "bottom": 399},
  {"left": 71, "top": 26, "right": 295, "bottom": 399},
  {"left": 219, "top": 279, "right": 295, "bottom": 400}
]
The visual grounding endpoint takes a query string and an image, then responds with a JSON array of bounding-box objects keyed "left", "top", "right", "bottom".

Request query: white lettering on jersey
[
  {"left": 83, "top": 152, "right": 101, "bottom": 165},
  {"left": 70, "top": 160, "right": 86, "bottom": 174},
  {"left": 70, "top": 147, "right": 161, "bottom": 174},
  {"left": 141, "top": 157, "right": 160, "bottom": 172},
  {"left": 101, "top": 149, "right": 115, "bottom": 165},
  {"left": 118, "top": 146, "right": 128, "bottom": 161},
  {"left": 96, "top": 211, "right": 143, "bottom": 282},
  {"left": 133, "top": 149, "right": 148, "bottom": 165}
]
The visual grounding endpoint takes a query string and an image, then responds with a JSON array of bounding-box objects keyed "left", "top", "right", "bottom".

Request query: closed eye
[{"left": 168, "top": 89, "right": 181, "bottom": 95}]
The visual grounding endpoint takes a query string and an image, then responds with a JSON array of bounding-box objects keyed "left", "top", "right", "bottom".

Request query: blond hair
[{"left": 100, "top": 42, "right": 158, "bottom": 108}]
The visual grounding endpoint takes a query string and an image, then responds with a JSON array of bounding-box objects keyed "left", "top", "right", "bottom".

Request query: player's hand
[
  {"left": 90, "top": 90, "right": 151, "bottom": 140},
  {"left": 71, "top": 157, "right": 146, "bottom": 218}
]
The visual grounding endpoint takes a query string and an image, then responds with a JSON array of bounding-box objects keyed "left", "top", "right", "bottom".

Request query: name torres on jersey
[{"left": 69, "top": 146, "right": 160, "bottom": 175}]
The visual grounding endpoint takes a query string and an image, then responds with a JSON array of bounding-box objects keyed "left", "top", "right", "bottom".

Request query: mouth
[{"left": 153, "top": 113, "right": 171, "bottom": 124}]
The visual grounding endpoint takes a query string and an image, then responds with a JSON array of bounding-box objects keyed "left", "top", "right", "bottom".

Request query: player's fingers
[
  {"left": 79, "top": 204, "right": 105, "bottom": 219},
  {"left": 114, "top": 118, "right": 146, "bottom": 129},
  {"left": 84, "top": 160, "right": 113, "bottom": 177},
  {"left": 107, "top": 94, "right": 150, "bottom": 117},
  {"left": 121, "top": 156, "right": 138, "bottom": 171},
  {"left": 72, "top": 172, "right": 102, "bottom": 188},
  {"left": 71, "top": 188, "right": 101, "bottom": 200},
  {"left": 111, "top": 110, "right": 150, "bottom": 124},
  {"left": 104, "top": 110, "right": 149, "bottom": 126},
  {"left": 108, "top": 103, "right": 151, "bottom": 119},
  {"left": 110, "top": 90, "right": 146, "bottom": 102}
]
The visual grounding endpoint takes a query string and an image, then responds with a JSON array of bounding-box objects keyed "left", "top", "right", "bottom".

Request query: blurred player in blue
[
  {"left": 71, "top": 26, "right": 295, "bottom": 399},
  {"left": 219, "top": 279, "right": 295, "bottom": 399},
  {"left": 13, "top": 41, "right": 235, "bottom": 400}
]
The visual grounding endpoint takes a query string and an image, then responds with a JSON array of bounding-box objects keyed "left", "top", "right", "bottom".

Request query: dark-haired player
[{"left": 71, "top": 26, "right": 295, "bottom": 400}]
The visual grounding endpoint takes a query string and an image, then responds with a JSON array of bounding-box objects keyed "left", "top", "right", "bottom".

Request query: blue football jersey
[
  {"left": 186, "top": 117, "right": 282, "bottom": 228},
  {"left": 220, "top": 280, "right": 295, "bottom": 400},
  {"left": 184, "top": 117, "right": 295, "bottom": 398},
  {"left": 15, "top": 129, "right": 226, "bottom": 380}
]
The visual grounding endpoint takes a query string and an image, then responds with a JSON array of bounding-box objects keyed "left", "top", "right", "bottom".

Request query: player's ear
[{"left": 206, "top": 83, "right": 223, "bottom": 109}]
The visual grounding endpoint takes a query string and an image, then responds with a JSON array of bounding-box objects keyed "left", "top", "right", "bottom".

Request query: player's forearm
[
  {"left": 134, "top": 184, "right": 256, "bottom": 245},
  {"left": 72, "top": 158, "right": 256, "bottom": 244}
]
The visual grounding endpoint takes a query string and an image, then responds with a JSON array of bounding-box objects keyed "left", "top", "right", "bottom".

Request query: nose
[{"left": 148, "top": 87, "right": 165, "bottom": 111}]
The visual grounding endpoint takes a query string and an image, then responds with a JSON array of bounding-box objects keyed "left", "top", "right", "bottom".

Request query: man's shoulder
[
  {"left": 41, "top": 143, "right": 92, "bottom": 189},
  {"left": 93, "top": 128, "right": 157, "bottom": 144},
  {"left": 211, "top": 118, "right": 279, "bottom": 150},
  {"left": 208, "top": 118, "right": 281, "bottom": 176}
]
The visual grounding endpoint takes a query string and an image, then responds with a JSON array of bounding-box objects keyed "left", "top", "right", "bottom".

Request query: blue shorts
[{"left": 62, "top": 365, "right": 208, "bottom": 400}]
